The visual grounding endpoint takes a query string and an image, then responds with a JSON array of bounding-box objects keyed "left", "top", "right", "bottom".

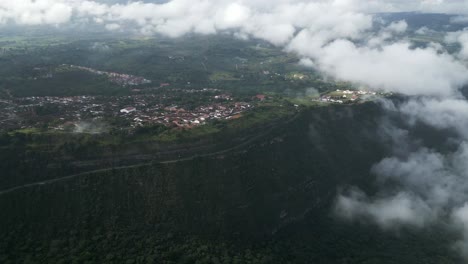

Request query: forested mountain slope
[{"left": 0, "top": 102, "right": 460, "bottom": 263}]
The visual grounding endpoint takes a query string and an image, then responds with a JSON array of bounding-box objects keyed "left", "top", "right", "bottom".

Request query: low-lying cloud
[
  {"left": 298, "top": 40, "right": 468, "bottom": 97},
  {"left": 335, "top": 98, "right": 468, "bottom": 258},
  {"left": 446, "top": 29, "right": 468, "bottom": 60},
  {"left": 336, "top": 189, "right": 434, "bottom": 229}
]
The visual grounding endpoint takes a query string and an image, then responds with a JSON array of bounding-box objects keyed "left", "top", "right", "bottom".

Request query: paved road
[{"left": 0, "top": 163, "right": 154, "bottom": 196}]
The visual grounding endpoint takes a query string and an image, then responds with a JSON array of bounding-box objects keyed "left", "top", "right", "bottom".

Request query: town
[
  {"left": 0, "top": 84, "right": 391, "bottom": 134},
  {"left": 0, "top": 88, "right": 258, "bottom": 133}
]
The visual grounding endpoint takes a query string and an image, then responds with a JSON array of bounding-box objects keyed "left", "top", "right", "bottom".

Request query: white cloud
[
  {"left": 387, "top": 20, "right": 408, "bottom": 33},
  {"left": 299, "top": 58, "right": 315, "bottom": 67},
  {"left": 399, "top": 98, "right": 468, "bottom": 137},
  {"left": 0, "top": 0, "right": 73, "bottom": 25},
  {"left": 336, "top": 97, "right": 468, "bottom": 258},
  {"left": 76, "top": 1, "right": 109, "bottom": 17},
  {"left": 335, "top": 189, "right": 434, "bottom": 229},
  {"left": 215, "top": 2, "right": 251, "bottom": 29},
  {"left": 446, "top": 30, "right": 468, "bottom": 61},
  {"left": 105, "top": 23, "right": 120, "bottom": 30},
  {"left": 415, "top": 26, "right": 430, "bottom": 35},
  {"left": 303, "top": 40, "right": 468, "bottom": 97},
  {"left": 1, "top": 0, "right": 468, "bottom": 28}
]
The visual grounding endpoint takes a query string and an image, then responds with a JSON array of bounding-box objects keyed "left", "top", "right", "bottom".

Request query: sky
[{"left": 4, "top": 0, "right": 468, "bottom": 259}]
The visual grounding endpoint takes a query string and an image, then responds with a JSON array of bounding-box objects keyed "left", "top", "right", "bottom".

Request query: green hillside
[{"left": 0, "top": 102, "right": 460, "bottom": 263}]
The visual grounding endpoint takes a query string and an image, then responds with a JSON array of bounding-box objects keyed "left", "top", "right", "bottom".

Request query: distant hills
[{"left": 377, "top": 12, "right": 468, "bottom": 31}]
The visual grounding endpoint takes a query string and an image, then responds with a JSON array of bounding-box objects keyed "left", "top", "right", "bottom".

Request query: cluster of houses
[
  {"left": 319, "top": 89, "right": 378, "bottom": 104},
  {"left": 65, "top": 65, "right": 152, "bottom": 86},
  {"left": 320, "top": 97, "right": 345, "bottom": 104},
  {"left": 120, "top": 102, "right": 253, "bottom": 128}
]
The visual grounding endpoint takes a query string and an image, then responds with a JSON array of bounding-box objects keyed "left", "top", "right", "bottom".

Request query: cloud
[
  {"left": 336, "top": 144, "right": 466, "bottom": 231},
  {"left": 216, "top": 3, "right": 251, "bottom": 29},
  {"left": 452, "top": 203, "right": 468, "bottom": 259},
  {"left": 415, "top": 26, "right": 431, "bottom": 35},
  {"left": 386, "top": 20, "right": 408, "bottom": 34},
  {"left": 446, "top": 30, "right": 468, "bottom": 60},
  {"left": 105, "top": 23, "right": 120, "bottom": 30},
  {"left": 0, "top": 0, "right": 468, "bottom": 29},
  {"left": 399, "top": 98, "right": 468, "bottom": 138},
  {"left": 335, "top": 189, "right": 434, "bottom": 229},
  {"left": 0, "top": 0, "right": 73, "bottom": 25},
  {"left": 298, "top": 40, "right": 468, "bottom": 97},
  {"left": 336, "top": 97, "right": 468, "bottom": 258}
]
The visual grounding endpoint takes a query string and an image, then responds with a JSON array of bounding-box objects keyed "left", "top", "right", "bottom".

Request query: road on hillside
[{"left": 0, "top": 114, "right": 297, "bottom": 196}]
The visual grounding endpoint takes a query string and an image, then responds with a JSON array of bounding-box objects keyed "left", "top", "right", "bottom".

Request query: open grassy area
[{"left": 209, "top": 71, "right": 241, "bottom": 81}]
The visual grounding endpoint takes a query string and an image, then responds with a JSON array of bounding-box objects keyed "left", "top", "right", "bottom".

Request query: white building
[{"left": 120, "top": 107, "right": 136, "bottom": 114}]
